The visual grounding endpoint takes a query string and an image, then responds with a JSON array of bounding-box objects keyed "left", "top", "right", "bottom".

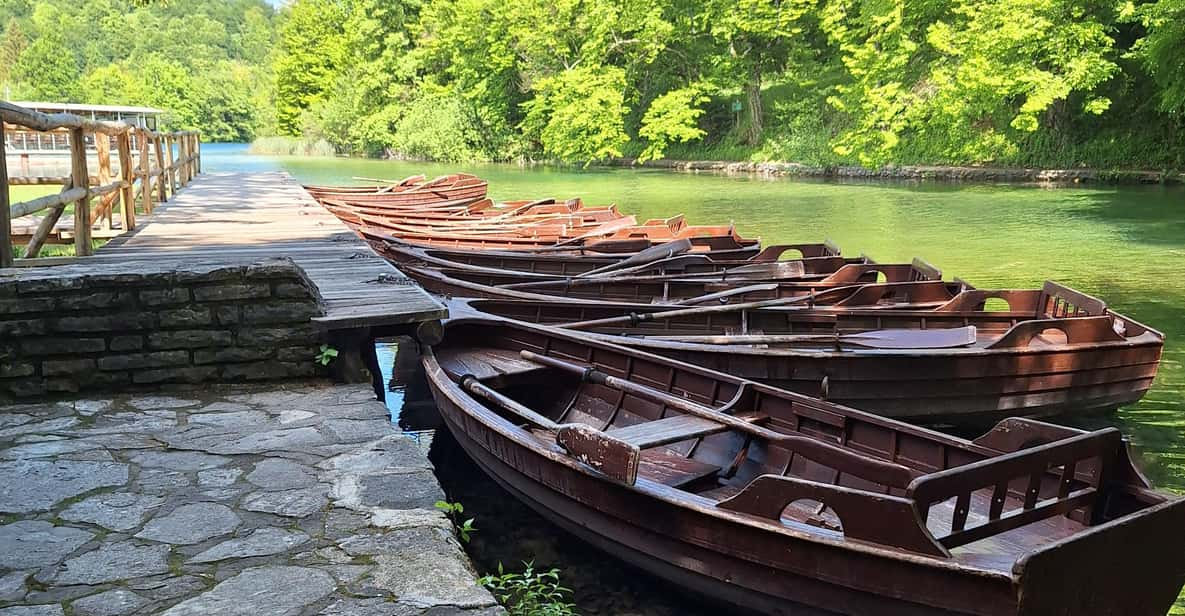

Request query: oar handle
[
  {"left": 459, "top": 375, "right": 559, "bottom": 429},
  {"left": 519, "top": 351, "right": 918, "bottom": 488}
]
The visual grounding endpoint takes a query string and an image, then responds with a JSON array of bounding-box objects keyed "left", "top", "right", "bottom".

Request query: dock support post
[
  {"left": 116, "top": 132, "right": 136, "bottom": 231},
  {"left": 70, "top": 127, "right": 92, "bottom": 256},
  {"left": 1, "top": 121, "right": 12, "bottom": 268},
  {"left": 330, "top": 328, "right": 385, "bottom": 402}
]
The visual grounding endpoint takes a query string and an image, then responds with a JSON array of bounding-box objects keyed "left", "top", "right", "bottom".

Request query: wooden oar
[
  {"left": 671, "top": 283, "right": 781, "bottom": 306},
  {"left": 557, "top": 287, "right": 856, "bottom": 330},
  {"left": 640, "top": 326, "right": 979, "bottom": 349},
  {"left": 578, "top": 239, "right": 694, "bottom": 277},
  {"left": 519, "top": 352, "right": 918, "bottom": 489},
  {"left": 458, "top": 375, "right": 640, "bottom": 483}
]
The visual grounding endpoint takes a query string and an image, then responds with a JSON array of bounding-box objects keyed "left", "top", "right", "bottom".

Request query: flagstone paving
[{"left": 0, "top": 383, "right": 501, "bottom": 615}]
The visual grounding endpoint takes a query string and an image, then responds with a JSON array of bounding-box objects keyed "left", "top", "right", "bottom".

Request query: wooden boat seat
[
  {"left": 528, "top": 426, "right": 723, "bottom": 488},
  {"left": 608, "top": 415, "right": 729, "bottom": 448},
  {"left": 435, "top": 347, "right": 552, "bottom": 384},
  {"left": 607, "top": 412, "right": 767, "bottom": 449},
  {"left": 638, "top": 449, "right": 722, "bottom": 488}
]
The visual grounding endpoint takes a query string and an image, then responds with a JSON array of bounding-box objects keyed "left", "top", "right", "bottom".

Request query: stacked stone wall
[{"left": 0, "top": 258, "right": 327, "bottom": 401}]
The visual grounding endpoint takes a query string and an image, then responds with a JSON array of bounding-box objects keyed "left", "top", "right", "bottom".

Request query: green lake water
[{"left": 206, "top": 144, "right": 1185, "bottom": 609}]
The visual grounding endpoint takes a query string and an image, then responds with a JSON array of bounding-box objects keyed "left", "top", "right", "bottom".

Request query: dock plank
[{"left": 98, "top": 171, "right": 446, "bottom": 329}]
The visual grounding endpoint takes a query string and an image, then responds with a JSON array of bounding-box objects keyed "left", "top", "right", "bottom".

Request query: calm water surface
[{"left": 206, "top": 143, "right": 1185, "bottom": 611}]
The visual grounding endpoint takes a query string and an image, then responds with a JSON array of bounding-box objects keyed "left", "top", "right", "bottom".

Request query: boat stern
[{"left": 1013, "top": 496, "right": 1185, "bottom": 616}]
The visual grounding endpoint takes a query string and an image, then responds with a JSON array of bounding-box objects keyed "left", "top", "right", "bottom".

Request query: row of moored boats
[{"left": 306, "top": 173, "right": 1183, "bottom": 616}]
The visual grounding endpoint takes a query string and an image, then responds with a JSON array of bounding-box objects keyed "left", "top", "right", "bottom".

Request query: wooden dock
[{"left": 98, "top": 171, "right": 447, "bottom": 334}]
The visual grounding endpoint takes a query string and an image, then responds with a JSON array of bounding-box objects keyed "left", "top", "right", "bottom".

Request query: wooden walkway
[{"left": 99, "top": 171, "right": 446, "bottom": 331}]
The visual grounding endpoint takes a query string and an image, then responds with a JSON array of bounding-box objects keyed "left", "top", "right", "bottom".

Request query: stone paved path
[{"left": 0, "top": 383, "right": 501, "bottom": 615}]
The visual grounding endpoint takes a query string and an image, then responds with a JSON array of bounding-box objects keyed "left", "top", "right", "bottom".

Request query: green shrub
[
  {"left": 479, "top": 562, "right": 577, "bottom": 616},
  {"left": 390, "top": 94, "right": 488, "bottom": 162}
]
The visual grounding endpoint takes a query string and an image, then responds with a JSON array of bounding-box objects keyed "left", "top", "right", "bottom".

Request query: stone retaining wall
[{"left": 0, "top": 257, "right": 328, "bottom": 402}]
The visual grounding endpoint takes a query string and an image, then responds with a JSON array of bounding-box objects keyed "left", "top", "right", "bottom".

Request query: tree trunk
[{"left": 745, "top": 64, "right": 763, "bottom": 146}]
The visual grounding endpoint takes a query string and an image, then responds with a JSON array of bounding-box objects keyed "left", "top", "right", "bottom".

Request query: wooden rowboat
[
  {"left": 423, "top": 316, "right": 1185, "bottom": 615},
  {"left": 305, "top": 173, "right": 488, "bottom": 206},
  {"left": 445, "top": 280, "right": 1164, "bottom": 423},
  {"left": 373, "top": 237, "right": 855, "bottom": 277},
  {"left": 359, "top": 226, "right": 762, "bottom": 257},
  {"left": 400, "top": 259, "right": 942, "bottom": 304}
]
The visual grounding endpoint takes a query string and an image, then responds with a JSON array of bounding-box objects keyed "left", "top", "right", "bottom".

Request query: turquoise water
[{"left": 206, "top": 143, "right": 1185, "bottom": 607}]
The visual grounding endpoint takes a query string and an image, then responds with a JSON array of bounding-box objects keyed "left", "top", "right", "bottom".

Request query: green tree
[
  {"left": 1131, "top": 0, "right": 1185, "bottom": 115},
  {"left": 521, "top": 66, "right": 631, "bottom": 163},
  {"left": 273, "top": 0, "right": 348, "bottom": 135},
  {"left": 12, "top": 28, "right": 81, "bottom": 101},
  {"left": 0, "top": 18, "right": 29, "bottom": 89},
  {"left": 705, "top": 0, "right": 819, "bottom": 145}
]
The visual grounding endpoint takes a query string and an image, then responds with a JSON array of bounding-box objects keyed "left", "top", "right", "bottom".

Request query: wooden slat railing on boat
[
  {"left": 1, "top": 100, "right": 202, "bottom": 266},
  {"left": 907, "top": 427, "right": 1121, "bottom": 549}
]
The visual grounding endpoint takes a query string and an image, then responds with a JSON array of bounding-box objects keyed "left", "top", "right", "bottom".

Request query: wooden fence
[{"left": 1, "top": 101, "right": 201, "bottom": 267}]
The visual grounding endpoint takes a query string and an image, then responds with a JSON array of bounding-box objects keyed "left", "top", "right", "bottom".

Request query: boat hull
[{"left": 630, "top": 342, "right": 1163, "bottom": 424}]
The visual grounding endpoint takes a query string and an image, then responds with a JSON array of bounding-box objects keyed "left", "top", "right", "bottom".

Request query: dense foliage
[
  {"left": 6, "top": 0, "right": 1184, "bottom": 168},
  {"left": 0, "top": 0, "right": 275, "bottom": 142}
]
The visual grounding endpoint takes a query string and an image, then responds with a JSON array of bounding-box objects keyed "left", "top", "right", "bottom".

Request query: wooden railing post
[
  {"left": 138, "top": 128, "right": 152, "bottom": 215},
  {"left": 164, "top": 134, "right": 176, "bottom": 193},
  {"left": 0, "top": 121, "right": 12, "bottom": 268},
  {"left": 153, "top": 134, "right": 167, "bottom": 202},
  {"left": 116, "top": 132, "right": 135, "bottom": 231},
  {"left": 94, "top": 134, "right": 112, "bottom": 231},
  {"left": 195, "top": 134, "right": 201, "bottom": 175},
  {"left": 70, "top": 127, "right": 92, "bottom": 256},
  {"left": 179, "top": 135, "right": 190, "bottom": 186}
]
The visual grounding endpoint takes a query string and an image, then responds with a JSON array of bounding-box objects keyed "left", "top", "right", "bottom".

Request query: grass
[{"left": 249, "top": 136, "right": 337, "bottom": 156}]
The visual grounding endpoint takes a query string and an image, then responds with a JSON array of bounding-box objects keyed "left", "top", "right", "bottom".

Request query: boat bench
[
  {"left": 436, "top": 347, "right": 552, "bottom": 385},
  {"left": 607, "top": 415, "right": 729, "bottom": 448},
  {"left": 610, "top": 413, "right": 766, "bottom": 488}
]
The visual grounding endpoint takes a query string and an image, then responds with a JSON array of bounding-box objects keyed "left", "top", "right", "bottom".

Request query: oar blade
[{"left": 848, "top": 325, "right": 977, "bottom": 349}]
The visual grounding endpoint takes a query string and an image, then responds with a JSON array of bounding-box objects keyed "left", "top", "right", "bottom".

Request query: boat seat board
[
  {"left": 638, "top": 450, "right": 722, "bottom": 488},
  {"left": 607, "top": 414, "right": 729, "bottom": 448},
  {"left": 529, "top": 427, "right": 721, "bottom": 488},
  {"left": 435, "top": 347, "right": 553, "bottom": 382}
]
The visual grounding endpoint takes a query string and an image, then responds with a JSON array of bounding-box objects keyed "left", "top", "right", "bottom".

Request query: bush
[{"left": 390, "top": 94, "right": 488, "bottom": 162}]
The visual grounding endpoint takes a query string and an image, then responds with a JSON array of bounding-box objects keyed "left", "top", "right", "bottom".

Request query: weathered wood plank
[{"left": 100, "top": 171, "right": 445, "bottom": 330}]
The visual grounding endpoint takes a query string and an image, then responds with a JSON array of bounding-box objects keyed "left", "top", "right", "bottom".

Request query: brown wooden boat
[
  {"left": 304, "top": 172, "right": 488, "bottom": 207},
  {"left": 359, "top": 226, "right": 762, "bottom": 256},
  {"left": 400, "top": 259, "right": 942, "bottom": 304},
  {"left": 444, "top": 281, "right": 1164, "bottom": 424},
  {"left": 423, "top": 316, "right": 1185, "bottom": 615},
  {"left": 373, "top": 237, "right": 855, "bottom": 278}
]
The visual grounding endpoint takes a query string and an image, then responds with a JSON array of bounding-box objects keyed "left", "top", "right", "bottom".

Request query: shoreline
[
  {"left": 605, "top": 158, "right": 1185, "bottom": 185},
  {"left": 236, "top": 139, "right": 1185, "bottom": 186}
]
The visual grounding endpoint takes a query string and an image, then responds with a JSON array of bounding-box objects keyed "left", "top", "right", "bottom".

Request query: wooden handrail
[{"left": 3, "top": 102, "right": 202, "bottom": 266}]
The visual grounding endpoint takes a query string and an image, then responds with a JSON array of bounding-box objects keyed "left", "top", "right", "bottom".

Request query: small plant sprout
[
  {"left": 478, "top": 561, "right": 577, "bottom": 616},
  {"left": 435, "top": 500, "right": 477, "bottom": 543},
  {"left": 315, "top": 344, "right": 339, "bottom": 366}
]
